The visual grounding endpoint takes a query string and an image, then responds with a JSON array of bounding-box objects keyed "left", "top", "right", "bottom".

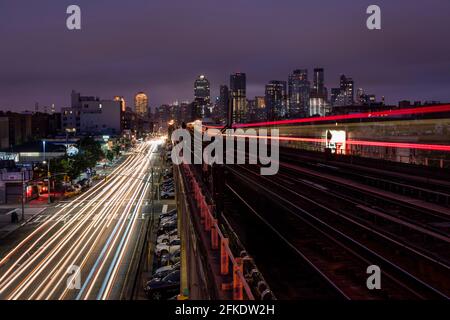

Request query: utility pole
[
  {"left": 47, "top": 160, "right": 51, "bottom": 204},
  {"left": 21, "top": 170, "right": 25, "bottom": 221},
  {"left": 151, "top": 167, "right": 154, "bottom": 215}
]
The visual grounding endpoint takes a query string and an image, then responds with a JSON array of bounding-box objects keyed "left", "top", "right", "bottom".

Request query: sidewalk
[
  {"left": 0, "top": 206, "right": 47, "bottom": 239},
  {"left": 0, "top": 192, "right": 65, "bottom": 239}
]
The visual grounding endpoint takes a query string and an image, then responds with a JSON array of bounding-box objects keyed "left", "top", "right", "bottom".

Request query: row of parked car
[
  {"left": 144, "top": 208, "right": 181, "bottom": 300},
  {"left": 161, "top": 169, "right": 175, "bottom": 199}
]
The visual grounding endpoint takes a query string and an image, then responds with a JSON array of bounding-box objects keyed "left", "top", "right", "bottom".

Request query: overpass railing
[{"left": 182, "top": 164, "right": 255, "bottom": 300}]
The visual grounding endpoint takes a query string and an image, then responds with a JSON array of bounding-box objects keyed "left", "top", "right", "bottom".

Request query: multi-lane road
[{"left": 0, "top": 139, "right": 162, "bottom": 300}]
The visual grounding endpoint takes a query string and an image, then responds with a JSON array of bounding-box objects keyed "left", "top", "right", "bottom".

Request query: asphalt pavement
[{"left": 0, "top": 139, "right": 164, "bottom": 300}]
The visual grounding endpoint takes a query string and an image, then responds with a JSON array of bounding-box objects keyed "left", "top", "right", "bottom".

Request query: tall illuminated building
[
  {"left": 230, "top": 72, "right": 247, "bottom": 123},
  {"left": 135, "top": 92, "right": 148, "bottom": 116},
  {"left": 330, "top": 75, "right": 354, "bottom": 107},
  {"left": 193, "top": 75, "right": 211, "bottom": 119},
  {"left": 312, "top": 68, "right": 328, "bottom": 99},
  {"left": 265, "top": 80, "right": 287, "bottom": 121},
  {"left": 339, "top": 74, "right": 354, "bottom": 105},
  {"left": 288, "top": 69, "right": 310, "bottom": 118},
  {"left": 309, "top": 68, "right": 328, "bottom": 116},
  {"left": 114, "top": 96, "right": 126, "bottom": 112},
  {"left": 194, "top": 75, "right": 211, "bottom": 105}
]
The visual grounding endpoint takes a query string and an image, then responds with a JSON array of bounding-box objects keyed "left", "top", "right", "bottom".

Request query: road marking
[
  {"left": 5, "top": 209, "right": 19, "bottom": 216},
  {"left": 162, "top": 204, "right": 168, "bottom": 214}
]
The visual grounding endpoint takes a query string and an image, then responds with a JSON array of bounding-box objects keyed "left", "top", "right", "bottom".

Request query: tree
[
  {"left": 112, "top": 144, "right": 121, "bottom": 157},
  {"left": 76, "top": 137, "right": 104, "bottom": 169},
  {"left": 106, "top": 150, "right": 114, "bottom": 162}
]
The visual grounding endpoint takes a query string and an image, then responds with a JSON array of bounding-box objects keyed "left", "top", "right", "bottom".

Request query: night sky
[{"left": 1, "top": 0, "right": 449, "bottom": 111}]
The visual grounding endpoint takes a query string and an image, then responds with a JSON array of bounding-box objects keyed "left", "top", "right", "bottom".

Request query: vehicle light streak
[
  {"left": 6, "top": 155, "right": 145, "bottom": 299},
  {"left": 98, "top": 176, "right": 150, "bottom": 300},
  {"left": 0, "top": 153, "right": 143, "bottom": 295},
  {"left": 0, "top": 140, "right": 158, "bottom": 300},
  {"left": 0, "top": 154, "right": 135, "bottom": 269},
  {"left": 232, "top": 104, "right": 450, "bottom": 128},
  {"left": 76, "top": 174, "right": 147, "bottom": 299},
  {"left": 78, "top": 143, "right": 155, "bottom": 300},
  {"left": 35, "top": 165, "right": 148, "bottom": 300},
  {"left": 229, "top": 134, "right": 450, "bottom": 153}
]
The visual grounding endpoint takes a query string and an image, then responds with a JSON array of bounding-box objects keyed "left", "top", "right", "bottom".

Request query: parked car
[
  {"left": 150, "top": 262, "right": 181, "bottom": 281},
  {"left": 160, "top": 250, "right": 181, "bottom": 266},
  {"left": 157, "top": 229, "right": 178, "bottom": 243},
  {"left": 37, "top": 182, "right": 48, "bottom": 194},
  {"left": 160, "top": 219, "right": 177, "bottom": 230},
  {"left": 161, "top": 190, "right": 175, "bottom": 199},
  {"left": 156, "top": 239, "right": 181, "bottom": 256},
  {"left": 157, "top": 224, "right": 177, "bottom": 236},
  {"left": 160, "top": 209, "right": 176, "bottom": 219},
  {"left": 162, "top": 181, "right": 174, "bottom": 188},
  {"left": 162, "top": 184, "right": 174, "bottom": 191},
  {"left": 160, "top": 216, "right": 176, "bottom": 226},
  {"left": 144, "top": 270, "right": 180, "bottom": 300}
]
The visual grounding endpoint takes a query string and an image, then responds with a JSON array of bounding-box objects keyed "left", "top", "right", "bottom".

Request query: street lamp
[
  {"left": 42, "top": 140, "right": 51, "bottom": 204},
  {"left": 44, "top": 161, "right": 51, "bottom": 204},
  {"left": 43, "top": 140, "right": 46, "bottom": 163}
]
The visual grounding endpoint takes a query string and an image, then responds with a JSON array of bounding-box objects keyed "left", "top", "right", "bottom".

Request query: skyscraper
[
  {"left": 313, "top": 68, "right": 325, "bottom": 97},
  {"left": 340, "top": 74, "right": 354, "bottom": 106},
  {"left": 230, "top": 73, "right": 247, "bottom": 123},
  {"left": 194, "top": 75, "right": 211, "bottom": 105},
  {"left": 114, "top": 96, "right": 126, "bottom": 112},
  {"left": 218, "top": 85, "right": 229, "bottom": 124},
  {"left": 265, "top": 80, "right": 287, "bottom": 121},
  {"left": 288, "top": 69, "right": 310, "bottom": 118},
  {"left": 330, "top": 88, "right": 341, "bottom": 107},
  {"left": 309, "top": 68, "right": 328, "bottom": 116},
  {"left": 331, "top": 75, "right": 354, "bottom": 107},
  {"left": 254, "top": 96, "right": 267, "bottom": 122},
  {"left": 193, "top": 75, "right": 211, "bottom": 119},
  {"left": 135, "top": 92, "right": 149, "bottom": 116}
]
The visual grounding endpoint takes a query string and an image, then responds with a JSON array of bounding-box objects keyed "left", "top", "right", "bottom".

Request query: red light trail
[{"left": 232, "top": 104, "right": 450, "bottom": 128}]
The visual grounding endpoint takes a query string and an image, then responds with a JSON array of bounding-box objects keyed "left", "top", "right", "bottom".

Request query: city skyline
[
  {"left": 0, "top": 0, "right": 449, "bottom": 308},
  {"left": 1, "top": 0, "right": 450, "bottom": 110}
]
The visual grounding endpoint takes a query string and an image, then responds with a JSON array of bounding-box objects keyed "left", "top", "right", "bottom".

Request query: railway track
[
  {"left": 277, "top": 162, "right": 450, "bottom": 260},
  {"left": 281, "top": 150, "right": 450, "bottom": 207},
  {"left": 225, "top": 164, "right": 450, "bottom": 300}
]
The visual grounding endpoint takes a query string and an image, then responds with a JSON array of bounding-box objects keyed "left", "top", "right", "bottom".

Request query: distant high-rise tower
[
  {"left": 331, "top": 75, "right": 355, "bottom": 107},
  {"left": 193, "top": 75, "right": 211, "bottom": 119},
  {"left": 265, "top": 80, "right": 287, "bottom": 121},
  {"left": 288, "top": 69, "right": 310, "bottom": 118},
  {"left": 356, "top": 88, "right": 365, "bottom": 104},
  {"left": 114, "top": 96, "right": 126, "bottom": 112},
  {"left": 339, "top": 74, "right": 354, "bottom": 106},
  {"left": 218, "top": 85, "right": 229, "bottom": 124},
  {"left": 330, "top": 88, "right": 341, "bottom": 107},
  {"left": 310, "top": 68, "right": 328, "bottom": 116},
  {"left": 135, "top": 92, "right": 148, "bottom": 116},
  {"left": 194, "top": 75, "right": 211, "bottom": 105},
  {"left": 230, "top": 73, "right": 247, "bottom": 123},
  {"left": 313, "top": 68, "right": 326, "bottom": 97}
]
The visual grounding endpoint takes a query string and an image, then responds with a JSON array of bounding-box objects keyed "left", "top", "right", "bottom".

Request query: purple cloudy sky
[{"left": 0, "top": 0, "right": 449, "bottom": 111}]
